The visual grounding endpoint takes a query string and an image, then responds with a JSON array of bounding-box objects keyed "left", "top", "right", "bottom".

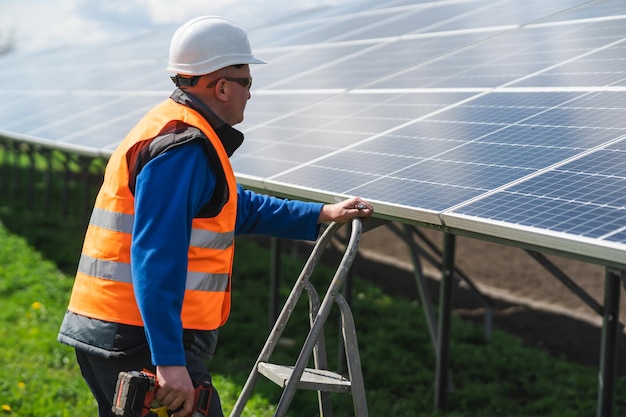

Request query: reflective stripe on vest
[
  {"left": 89, "top": 207, "right": 134, "bottom": 233},
  {"left": 76, "top": 254, "right": 230, "bottom": 291},
  {"left": 89, "top": 207, "right": 234, "bottom": 249},
  {"left": 67, "top": 98, "right": 238, "bottom": 330}
]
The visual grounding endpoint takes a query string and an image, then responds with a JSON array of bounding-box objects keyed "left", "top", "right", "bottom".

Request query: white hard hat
[{"left": 167, "top": 16, "right": 266, "bottom": 76}]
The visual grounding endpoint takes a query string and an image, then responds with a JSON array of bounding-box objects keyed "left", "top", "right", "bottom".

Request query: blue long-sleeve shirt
[{"left": 131, "top": 140, "right": 323, "bottom": 366}]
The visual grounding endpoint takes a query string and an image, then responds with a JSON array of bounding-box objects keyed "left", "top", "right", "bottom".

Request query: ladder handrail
[
  {"left": 229, "top": 218, "right": 362, "bottom": 417},
  {"left": 273, "top": 218, "right": 362, "bottom": 417}
]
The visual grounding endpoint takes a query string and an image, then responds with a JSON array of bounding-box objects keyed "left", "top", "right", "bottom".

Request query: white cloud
[{"left": 0, "top": 0, "right": 336, "bottom": 53}]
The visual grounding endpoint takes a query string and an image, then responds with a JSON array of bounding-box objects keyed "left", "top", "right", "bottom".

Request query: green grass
[
  {"left": 0, "top": 226, "right": 96, "bottom": 416},
  {"left": 1, "top": 221, "right": 625, "bottom": 416}
]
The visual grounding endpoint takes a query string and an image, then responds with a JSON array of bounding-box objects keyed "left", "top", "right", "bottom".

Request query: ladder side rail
[
  {"left": 305, "top": 281, "right": 328, "bottom": 371},
  {"left": 273, "top": 219, "right": 363, "bottom": 417},
  {"left": 305, "top": 281, "right": 334, "bottom": 417},
  {"left": 229, "top": 222, "right": 344, "bottom": 417},
  {"left": 336, "top": 292, "right": 369, "bottom": 417}
]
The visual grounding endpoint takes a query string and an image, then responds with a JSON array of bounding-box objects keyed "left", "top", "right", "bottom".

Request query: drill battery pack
[
  {"left": 112, "top": 369, "right": 212, "bottom": 417},
  {"left": 112, "top": 370, "right": 159, "bottom": 417}
]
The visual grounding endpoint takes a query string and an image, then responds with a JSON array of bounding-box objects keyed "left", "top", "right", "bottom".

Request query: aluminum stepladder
[{"left": 229, "top": 218, "right": 368, "bottom": 417}]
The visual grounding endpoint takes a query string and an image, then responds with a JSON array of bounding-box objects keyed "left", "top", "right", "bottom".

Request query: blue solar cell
[
  {"left": 449, "top": 147, "right": 626, "bottom": 242},
  {"left": 335, "top": 2, "right": 480, "bottom": 41},
  {"left": 250, "top": 21, "right": 330, "bottom": 47},
  {"left": 252, "top": 44, "right": 366, "bottom": 88},
  {"left": 453, "top": 191, "right": 626, "bottom": 242},
  {"left": 438, "top": 142, "right": 581, "bottom": 169},
  {"left": 394, "top": 120, "right": 504, "bottom": 142},
  {"left": 230, "top": 154, "right": 300, "bottom": 179},
  {"left": 523, "top": 106, "right": 626, "bottom": 129},
  {"left": 434, "top": 0, "right": 589, "bottom": 30},
  {"left": 606, "top": 228, "right": 626, "bottom": 243},
  {"left": 348, "top": 175, "right": 486, "bottom": 212},
  {"left": 353, "top": 135, "right": 464, "bottom": 159},
  {"left": 429, "top": 103, "right": 546, "bottom": 125},
  {"left": 271, "top": 32, "right": 492, "bottom": 90},
  {"left": 251, "top": 3, "right": 423, "bottom": 47},
  {"left": 393, "top": 159, "right": 532, "bottom": 191},
  {"left": 540, "top": 0, "right": 626, "bottom": 22},
  {"left": 472, "top": 91, "right": 583, "bottom": 108},
  {"left": 270, "top": 164, "right": 381, "bottom": 194},
  {"left": 557, "top": 148, "right": 626, "bottom": 178},
  {"left": 311, "top": 150, "right": 422, "bottom": 177},
  {"left": 607, "top": 139, "right": 626, "bottom": 151},
  {"left": 476, "top": 124, "right": 618, "bottom": 148},
  {"left": 27, "top": 96, "right": 156, "bottom": 143}
]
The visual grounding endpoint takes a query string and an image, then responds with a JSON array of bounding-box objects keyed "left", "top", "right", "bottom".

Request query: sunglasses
[{"left": 207, "top": 77, "right": 253, "bottom": 90}]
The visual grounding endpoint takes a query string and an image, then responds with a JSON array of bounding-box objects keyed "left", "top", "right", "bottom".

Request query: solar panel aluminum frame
[{"left": 442, "top": 212, "right": 626, "bottom": 270}]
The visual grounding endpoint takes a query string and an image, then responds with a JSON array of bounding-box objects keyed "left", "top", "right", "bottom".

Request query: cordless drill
[{"left": 111, "top": 370, "right": 212, "bottom": 417}]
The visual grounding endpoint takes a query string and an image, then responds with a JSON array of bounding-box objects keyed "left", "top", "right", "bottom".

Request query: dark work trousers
[{"left": 75, "top": 348, "right": 224, "bottom": 417}]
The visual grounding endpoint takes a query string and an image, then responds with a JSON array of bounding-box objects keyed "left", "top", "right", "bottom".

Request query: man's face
[
  {"left": 222, "top": 65, "right": 252, "bottom": 126},
  {"left": 197, "top": 64, "right": 252, "bottom": 126}
]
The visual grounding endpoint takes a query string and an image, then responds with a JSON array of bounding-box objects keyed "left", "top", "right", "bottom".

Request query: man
[{"left": 58, "top": 16, "right": 373, "bottom": 417}]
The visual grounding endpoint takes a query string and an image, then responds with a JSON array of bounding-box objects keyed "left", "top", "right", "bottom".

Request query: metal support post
[
  {"left": 79, "top": 156, "right": 91, "bottom": 224},
  {"left": 26, "top": 144, "right": 36, "bottom": 208},
  {"left": 435, "top": 233, "right": 455, "bottom": 412},
  {"left": 268, "top": 237, "right": 282, "bottom": 329},
  {"left": 386, "top": 223, "right": 439, "bottom": 351},
  {"left": 596, "top": 268, "right": 622, "bottom": 417},
  {"left": 415, "top": 226, "right": 494, "bottom": 340}
]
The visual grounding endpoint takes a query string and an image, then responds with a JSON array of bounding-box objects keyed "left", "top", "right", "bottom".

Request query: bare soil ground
[{"left": 338, "top": 222, "right": 626, "bottom": 375}]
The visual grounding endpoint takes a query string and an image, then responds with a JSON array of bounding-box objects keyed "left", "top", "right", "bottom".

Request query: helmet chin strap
[{"left": 171, "top": 74, "right": 200, "bottom": 87}]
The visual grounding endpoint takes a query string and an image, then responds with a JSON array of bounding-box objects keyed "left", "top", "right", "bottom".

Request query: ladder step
[{"left": 258, "top": 362, "right": 352, "bottom": 394}]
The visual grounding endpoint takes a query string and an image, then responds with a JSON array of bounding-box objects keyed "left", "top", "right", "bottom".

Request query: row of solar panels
[{"left": 1, "top": 0, "right": 625, "bottom": 266}]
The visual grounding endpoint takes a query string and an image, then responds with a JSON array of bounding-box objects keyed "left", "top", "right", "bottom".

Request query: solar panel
[{"left": 1, "top": 0, "right": 626, "bottom": 268}]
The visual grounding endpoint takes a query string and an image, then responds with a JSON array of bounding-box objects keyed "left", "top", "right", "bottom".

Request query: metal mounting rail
[{"left": 229, "top": 218, "right": 368, "bottom": 417}]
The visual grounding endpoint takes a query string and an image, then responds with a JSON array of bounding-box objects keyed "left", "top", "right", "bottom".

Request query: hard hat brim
[
  {"left": 249, "top": 57, "right": 267, "bottom": 65},
  {"left": 167, "top": 54, "right": 267, "bottom": 75}
]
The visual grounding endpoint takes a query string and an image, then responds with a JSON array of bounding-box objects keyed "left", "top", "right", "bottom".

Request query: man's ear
[{"left": 214, "top": 80, "right": 229, "bottom": 101}]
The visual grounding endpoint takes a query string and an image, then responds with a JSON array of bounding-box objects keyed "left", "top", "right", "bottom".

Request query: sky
[{"left": 0, "top": 0, "right": 334, "bottom": 53}]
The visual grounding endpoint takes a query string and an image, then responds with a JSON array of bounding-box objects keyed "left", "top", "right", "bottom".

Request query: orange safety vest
[{"left": 67, "top": 98, "right": 237, "bottom": 330}]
